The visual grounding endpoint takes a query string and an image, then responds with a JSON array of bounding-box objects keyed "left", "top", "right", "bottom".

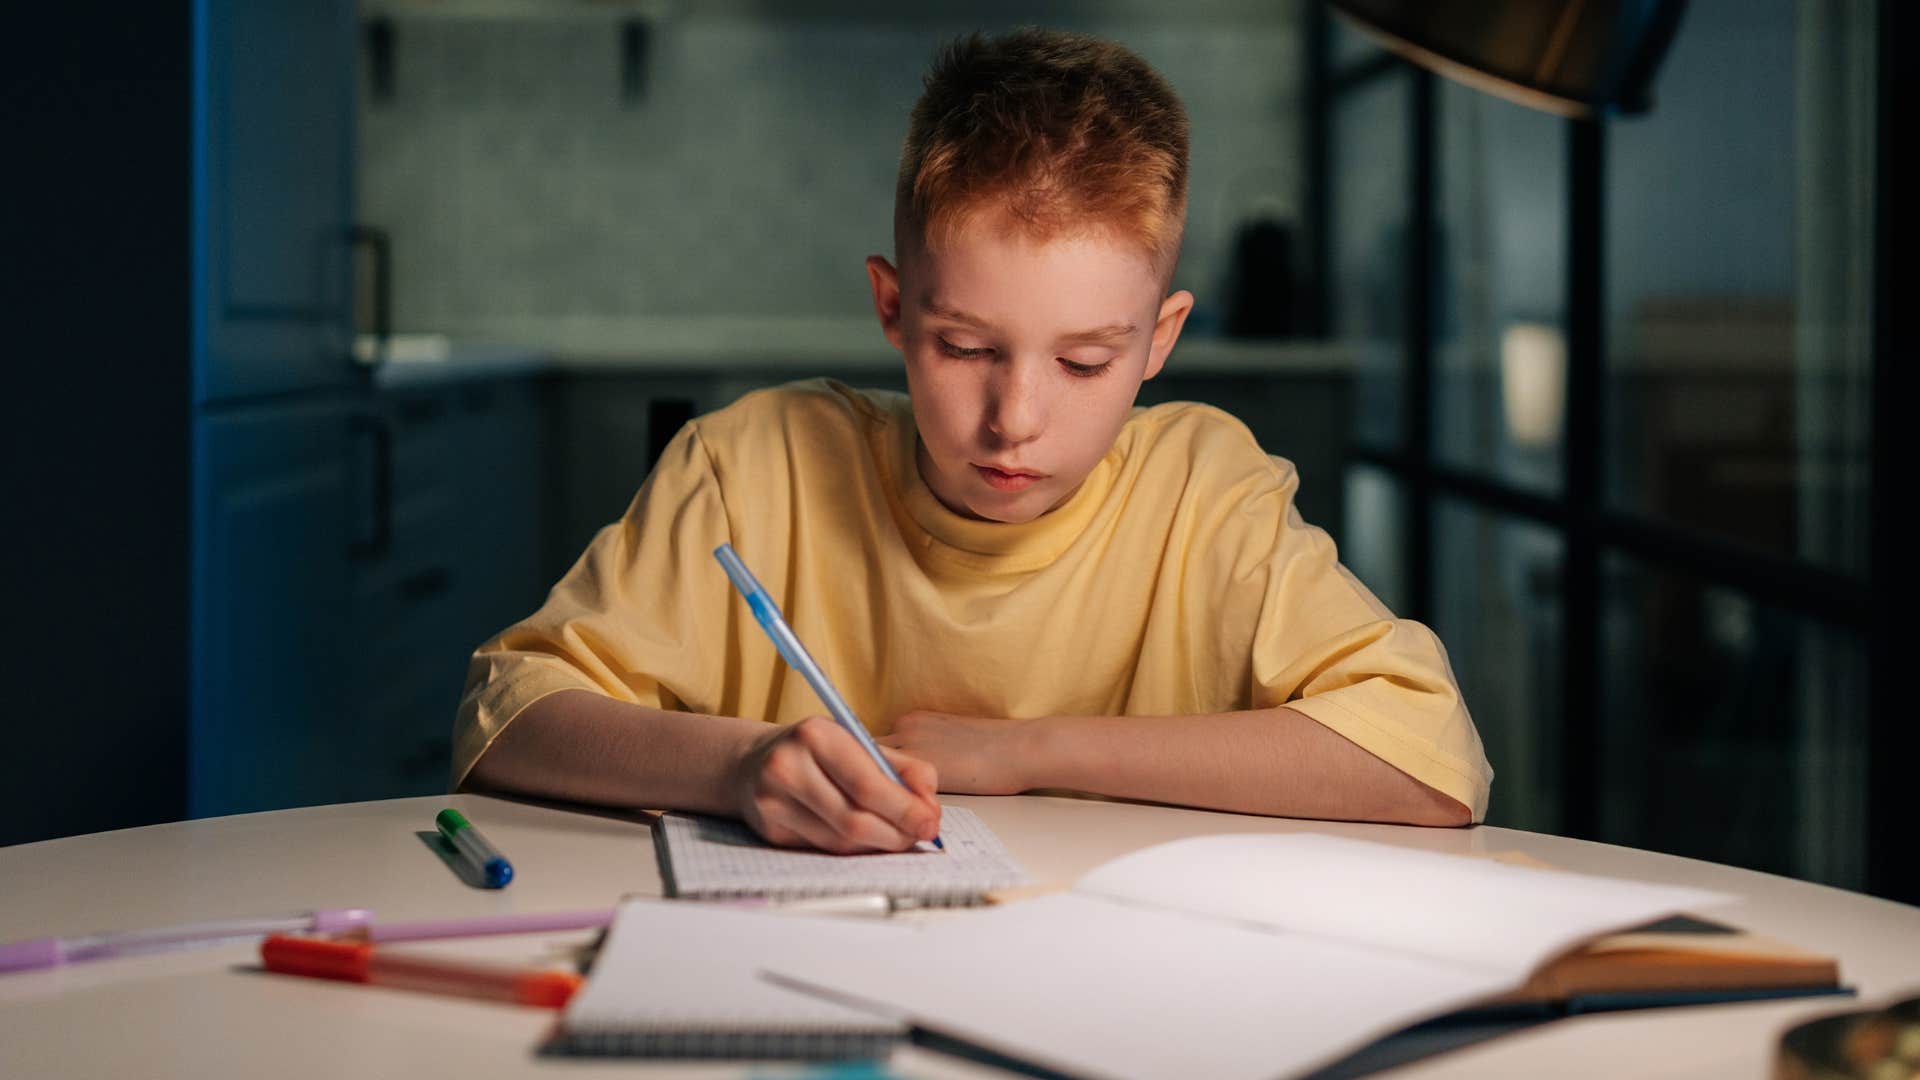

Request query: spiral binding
[{"left": 547, "top": 1027, "right": 901, "bottom": 1059}]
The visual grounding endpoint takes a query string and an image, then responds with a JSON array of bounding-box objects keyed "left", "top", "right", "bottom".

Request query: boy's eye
[
  {"left": 935, "top": 336, "right": 993, "bottom": 358},
  {"left": 934, "top": 335, "right": 1111, "bottom": 378}
]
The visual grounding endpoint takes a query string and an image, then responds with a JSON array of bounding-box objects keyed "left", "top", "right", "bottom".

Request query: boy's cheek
[{"left": 921, "top": 408, "right": 985, "bottom": 462}]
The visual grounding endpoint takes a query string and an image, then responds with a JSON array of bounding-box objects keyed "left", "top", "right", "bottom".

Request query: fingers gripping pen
[{"left": 713, "top": 543, "right": 944, "bottom": 850}]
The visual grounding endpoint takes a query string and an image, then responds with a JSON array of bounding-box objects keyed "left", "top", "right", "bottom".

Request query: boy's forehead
[
  {"left": 905, "top": 215, "right": 1164, "bottom": 320},
  {"left": 915, "top": 207, "right": 1152, "bottom": 269}
]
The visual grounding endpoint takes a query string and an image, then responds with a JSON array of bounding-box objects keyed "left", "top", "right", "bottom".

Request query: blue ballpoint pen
[{"left": 714, "top": 543, "right": 944, "bottom": 851}]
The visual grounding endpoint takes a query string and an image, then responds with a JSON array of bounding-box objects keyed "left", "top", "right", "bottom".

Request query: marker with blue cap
[
  {"left": 714, "top": 543, "right": 944, "bottom": 851},
  {"left": 436, "top": 808, "right": 514, "bottom": 887}
]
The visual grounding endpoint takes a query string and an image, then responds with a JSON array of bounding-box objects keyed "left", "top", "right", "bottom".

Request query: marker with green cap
[{"left": 435, "top": 809, "right": 514, "bottom": 888}]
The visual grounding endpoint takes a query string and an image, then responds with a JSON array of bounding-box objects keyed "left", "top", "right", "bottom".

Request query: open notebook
[
  {"left": 548, "top": 899, "right": 912, "bottom": 1059},
  {"left": 655, "top": 806, "right": 1029, "bottom": 905},
  {"left": 764, "top": 834, "right": 1742, "bottom": 1080}
]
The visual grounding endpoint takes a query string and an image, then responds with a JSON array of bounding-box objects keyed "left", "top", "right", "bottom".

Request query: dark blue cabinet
[
  {"left": 191, "top": 378, "right": 550, "bottom": 817},
  {"left": 187, "top": 0, "right": 368, "bottom": 818},
  {"left": 10, "top": 0, "right": 548, "bottom": 841},
  {"left": 195, "top": 0, "right": 358, "bottom": 405},
  {"left": 347, "top": 380, "right": 550, "bottom": 803},
  {"left": 190, "top": 402, "right": 361, "bottom": 816}
]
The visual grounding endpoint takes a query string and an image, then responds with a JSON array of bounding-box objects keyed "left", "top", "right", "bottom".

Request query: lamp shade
[{"left": 1329, "top": 0, "right": 1687, "bottom": 117}]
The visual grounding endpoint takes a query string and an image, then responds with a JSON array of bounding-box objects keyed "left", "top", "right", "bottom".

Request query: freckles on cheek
[{"left": 915, "top": 369, "right": 981, "bottom": 445}]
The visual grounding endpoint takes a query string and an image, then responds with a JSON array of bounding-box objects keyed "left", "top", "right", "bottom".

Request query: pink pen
[
  {"left": 344, "top": 898, "right": 897, "bottom": 946},
  {"left": 0, "top": 909, "right": 373, "bottom": 974},
  {"left": 350, "top": 909, "right": 616, "bottom": 943}
]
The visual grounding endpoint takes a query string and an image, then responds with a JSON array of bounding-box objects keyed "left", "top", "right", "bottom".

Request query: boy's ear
[
  {"left": 1144, "top": 290, "right": 1194, "bottom": 381},
  {"left": 866, "top": 255, "right": 905, "bottom": 352}
]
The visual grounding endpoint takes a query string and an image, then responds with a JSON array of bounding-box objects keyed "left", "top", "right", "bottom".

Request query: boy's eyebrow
[{"left": 921, "top": 297, "right": 1138, "bottom": 344}]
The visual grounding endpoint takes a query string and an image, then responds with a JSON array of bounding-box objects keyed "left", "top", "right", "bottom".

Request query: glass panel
[
  {"left": 1432, "top": 80, "right": 1566, "bottom": 493},
  {"left": 1432, "top": 500, "right": 1562, "bottom": 832},
  {"left": 1339, "top": 464, "right": 1407, "bottom": 615},
  {"left": 1604, "top": 0, "right": 1874, "bottom": 574},
  {"left": 1599, "top": 555, "right": 1869, "bottom": 889},
  {"left": 1328, "top": 9, "right": 1387, "bottom": 69},
  {"left": 1330, "top": 70, "right": 1410, "bottom": 451}
]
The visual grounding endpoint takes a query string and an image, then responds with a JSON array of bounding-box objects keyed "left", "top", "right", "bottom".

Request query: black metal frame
[
  {"left": 1404, "top": 68, "right": 1437, "bottom": 624},
  {"left": 1868, "top": 0, "right": 1909, "bottom": 903},
  {"left": 1311, "top": 5, "right": 1905, "bottom": 901}
]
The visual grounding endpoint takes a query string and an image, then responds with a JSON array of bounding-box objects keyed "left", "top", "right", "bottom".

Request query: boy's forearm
[
  {"left": 464, "top": 688, "right": 766, "bottom": 814},
  {"left": 1018, "top": 707, "right": 1471, "bottom": 827}
]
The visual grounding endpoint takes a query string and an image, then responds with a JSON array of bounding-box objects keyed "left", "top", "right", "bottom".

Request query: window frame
[{"left": 1306, "top": 2, "right": 1905, "bottom": 901}]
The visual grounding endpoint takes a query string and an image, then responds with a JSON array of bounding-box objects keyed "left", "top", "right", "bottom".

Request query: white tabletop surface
[{"left": 2, "top": 793, "right": 1916, "bottom": 1079}]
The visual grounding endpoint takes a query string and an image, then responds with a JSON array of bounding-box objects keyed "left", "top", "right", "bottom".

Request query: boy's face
[{"left": 866, "top": 216, "right": 1193, "bottom": 524}]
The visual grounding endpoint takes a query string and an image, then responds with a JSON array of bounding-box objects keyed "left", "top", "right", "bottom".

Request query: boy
[{"left": 455, "top": 29, "right": 1491, "bottom": 853}]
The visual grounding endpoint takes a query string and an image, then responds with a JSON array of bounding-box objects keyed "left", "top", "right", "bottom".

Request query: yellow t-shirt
[{"left": 453, "top": 378, "right": 1493, "bottom": 820}]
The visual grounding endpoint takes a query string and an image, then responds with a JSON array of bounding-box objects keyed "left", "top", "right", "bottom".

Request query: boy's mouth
[{"left": 974, "top": 463, "right": 1043, "bottom": 492}]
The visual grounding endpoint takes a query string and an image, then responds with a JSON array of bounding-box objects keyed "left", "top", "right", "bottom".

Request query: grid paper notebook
[
  {"left": 548, "top": 898, "right": 909, "bottom": 1059},
  {"left": 655, "top": 806, "right": 1030, "bottom": 905}
]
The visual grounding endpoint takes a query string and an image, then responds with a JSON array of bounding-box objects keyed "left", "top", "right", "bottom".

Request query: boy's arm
[
  {"left": 879, "top": 706, "right": 1472, "bottom": 827},
  {"left": 466, "top": 689, "right": 942, "bottom": 853},
  {"left": 467, "top": 689, "right": 762, "bottom": 814}
]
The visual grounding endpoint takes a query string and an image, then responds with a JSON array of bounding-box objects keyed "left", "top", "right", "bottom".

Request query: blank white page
[
  {"left": 657, "top": 807, "right": 1029, "bottom": 903},
  {"left": 564, "top": 899, "right": 911, "bottom": 1037},
  {"left": 766, "top": 893, "right": 1515, "bottom": 1080},
  {"left": 1071, "top": 834, "right": 1733, "bottom": 980}
]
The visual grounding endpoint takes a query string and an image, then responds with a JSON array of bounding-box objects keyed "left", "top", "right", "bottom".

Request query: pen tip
[{"left": 932, "top": 836, "right": 945, "bottom": 851}]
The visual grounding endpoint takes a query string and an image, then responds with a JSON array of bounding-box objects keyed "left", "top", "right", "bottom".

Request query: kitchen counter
[
  {"left": 366, "top": 339, "right": 550, "bottom": 390},
  {"left": 363, "top": 316, "right": 1351, "bottom": 387}
]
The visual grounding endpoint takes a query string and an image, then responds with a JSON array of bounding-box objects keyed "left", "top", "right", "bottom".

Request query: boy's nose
[{"left": 985, "top": 362, "right": 1047, "bottom": 445}]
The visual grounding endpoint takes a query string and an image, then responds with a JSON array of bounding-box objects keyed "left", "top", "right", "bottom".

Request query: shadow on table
[
  {"left": 1304, "top": 985, "right": 1852, "bottom": 1079},
  {"left": 914, "top": 987, "right": 1855, "bottom": 1080},
  {"left": 1301, "top": 1008, "right": 1563, "bottom": 1079},
  {"left": 414, "top": 831, "right": 493, "bottom": 890},
  {"left": 453, "top": 789, "right": 660, "bottom": 830},
  {"left": 901, "top": 1017, "right": 1558, "bottom": 1080}
]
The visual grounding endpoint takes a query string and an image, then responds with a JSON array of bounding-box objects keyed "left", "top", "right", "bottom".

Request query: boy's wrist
[
  {"left": 720, "top": 722, "right": 780, "bottom": 813},
  {"left": 1009, "top": 715, "right": 1065, "bottom": 792}
]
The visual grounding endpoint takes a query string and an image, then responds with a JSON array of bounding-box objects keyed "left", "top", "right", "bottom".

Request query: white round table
[{"left": 3, "top": 794, "right": 1916, "bottom": 1078}]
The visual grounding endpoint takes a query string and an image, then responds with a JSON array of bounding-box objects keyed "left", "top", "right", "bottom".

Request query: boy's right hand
[{"left": 730, "top": 715, "right": 941, "bottom": 854}]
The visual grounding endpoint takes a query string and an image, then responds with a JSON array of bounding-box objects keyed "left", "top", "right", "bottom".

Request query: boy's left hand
[{"left": 877, "top": 710, "right": 1033, "bottom": 795}]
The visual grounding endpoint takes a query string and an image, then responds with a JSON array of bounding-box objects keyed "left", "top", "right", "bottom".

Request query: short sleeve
[
  {"left": 1244, "top": 459, "right": 1493, "bottom": 821},
  {"left": 450, "top": 423, "right": 736, "bottom": 791}
]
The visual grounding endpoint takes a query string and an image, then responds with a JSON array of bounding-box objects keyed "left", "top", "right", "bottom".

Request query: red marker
[{"left": 260, "top": 935, "right": 580, "bottom": 1008}]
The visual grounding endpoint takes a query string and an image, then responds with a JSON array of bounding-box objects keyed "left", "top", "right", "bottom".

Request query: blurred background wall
[{"left": 357, "top": 12, "right": 1304, "bottom": 334}]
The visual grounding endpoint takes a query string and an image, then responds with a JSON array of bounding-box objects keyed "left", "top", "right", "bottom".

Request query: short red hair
[{"left": 894, "top": 29, "right": 1190, "bottom": 284}]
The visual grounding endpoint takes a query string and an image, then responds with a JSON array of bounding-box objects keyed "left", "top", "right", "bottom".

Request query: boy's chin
[
  {"left": 966, "top": 485, "right": 1068, "bottom": 524},
  {"left": 969, "top": 501, "right": 1042, "bottom": 525}
]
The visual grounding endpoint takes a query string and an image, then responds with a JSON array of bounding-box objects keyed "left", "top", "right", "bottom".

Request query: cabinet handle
[
  {"left": 348, "top": 224, "right": 391, "bottom": 365},
  {"left": 348, "top": 413, "right": 395, "bottom": 561}
]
